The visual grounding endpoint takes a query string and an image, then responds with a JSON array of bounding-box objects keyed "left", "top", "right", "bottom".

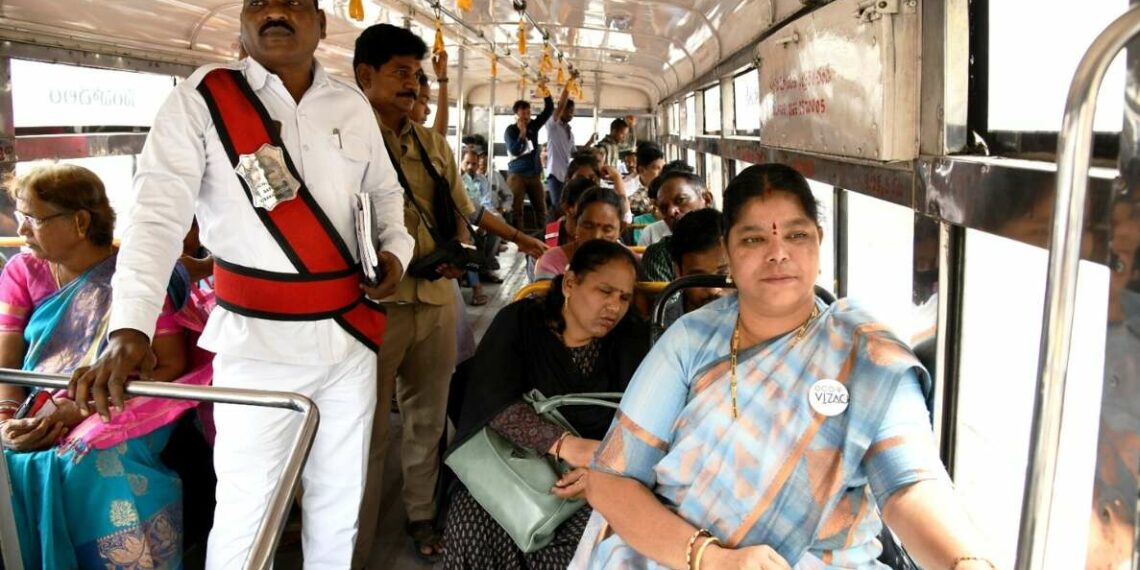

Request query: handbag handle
[{"left": 527, "top": 392, "right": 623, "bottom": 416}]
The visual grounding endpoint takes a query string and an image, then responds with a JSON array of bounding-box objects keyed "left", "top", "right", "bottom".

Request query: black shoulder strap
[
  {"left": 408, "top": 128, "right": 480, "bottom": 237},
  {"left": 382, "top": 140, "right": 443, "bottom": 244}
]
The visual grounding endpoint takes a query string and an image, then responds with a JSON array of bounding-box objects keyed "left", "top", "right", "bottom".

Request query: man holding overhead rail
[
  {"left": 69, "top": 1, "right": 414, "bottom": 568},
  {"left": 505, "top": 90, "right": 555, "bottom": 231},
  {"left": 351, "top": 23, "right": 548, "bottom": 566},
  {"left": 544, "top": 76, "right": 577, "bottom": 221}
]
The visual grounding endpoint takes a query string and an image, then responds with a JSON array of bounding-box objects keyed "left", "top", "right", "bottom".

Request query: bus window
[
  {"left": 14, "top": 156, "right": 138, "bottom": 239},
  {"left": 705, "top": 154, "right": 724, "bottom": 208},
  {"left": 11, "top": 59, "right": 175, "bottom": 129},
  {"left": 703, "top": 85, "right": 722, "bottom": 134},
  {"left": 733, "top": 69, "right": 760, "bottom": 136},
  {"left": 843, "top": 192, "right": 914, "bottom": 340},
  {"left": 671, "top": 101, "right": 680, "bottom": 136},
  {"left": 684, "top": 94, "right": 696, "bottom": 140},
  {"left": 809, "top": 180, "right": 835, "bottom": 295},
  {"left": 954, "top": 230, "right": 1108, "bottom": 568},
  {"left": 990, "top": 1, "right": 1123, "bottom": 133},
  {"left": 686, "top": 149, "right": 697, "bottom": 170},
  {"left": 731, "top": 159, "right": 755, "bottom": 178}
]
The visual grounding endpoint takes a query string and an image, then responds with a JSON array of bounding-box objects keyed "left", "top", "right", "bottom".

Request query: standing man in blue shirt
[{"left": 504, "top": 92, "right": 554, "bottom": 231}]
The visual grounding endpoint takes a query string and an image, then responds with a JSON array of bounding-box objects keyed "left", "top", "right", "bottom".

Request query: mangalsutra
[{"left": 729, "top": 304, "right": 821, "bottom": 419}]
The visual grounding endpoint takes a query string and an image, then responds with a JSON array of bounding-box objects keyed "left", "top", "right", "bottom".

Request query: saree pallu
[
  {"left": 571, "top": 295, "right": 938, "bottom": 569},
  {"left": 5, "top": 255, "right": 212, "bottom": 570}
]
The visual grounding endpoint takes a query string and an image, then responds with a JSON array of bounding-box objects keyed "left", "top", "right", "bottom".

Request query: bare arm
[
  {"left": 473, "top": 209, "right": 549, "bottom": 258},
  {"left": 552, "top": 83, "right": 571, "bottom": 122},
  {"left": 0, "top": 332, "right": 28, "bottom": 419},
  {"left": 882, "top": 480, "right": 996, "bottom": 569},
  {"left": 585, "top": 470, "right": 698, "bottom": 569},
  {"left": 431, "top": 50, "right": 449, "bottom": 137},
  {"left": 149, "top": 331, "right": 188, "bottom": 382}
]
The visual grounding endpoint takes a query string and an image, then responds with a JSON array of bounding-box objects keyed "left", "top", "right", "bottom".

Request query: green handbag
[{"left": 444, "top": 390, "right": 623, "bottom": 553}]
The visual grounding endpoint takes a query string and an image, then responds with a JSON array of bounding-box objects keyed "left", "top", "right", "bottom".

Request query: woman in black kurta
[{"left": 443, "top": 240, "right": 649, "bottom": 570}]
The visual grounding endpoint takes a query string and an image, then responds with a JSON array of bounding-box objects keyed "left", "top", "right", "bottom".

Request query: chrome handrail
[
  {"left": 0, "top": 369, "right": 320, "bottom": 570},
  {"left": 1017, "top": 5, "right": 1140, "bottom": 569}
]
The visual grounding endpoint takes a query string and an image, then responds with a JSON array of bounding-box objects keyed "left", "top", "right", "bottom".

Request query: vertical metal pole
[
  {"left": 453, "top": 45, "right": 466, "bottom": 162},
  {"left": 488, "top": 67, "right": 497, "bottom": 197},
  {"left": 0, "top": 55, "right": 22, "bottom": 570},
  {"left": 1016, "top": 6, "right": 1140, "bottom": 569},
  {"left": 593, "top": 71, "right": 602, "bottom": 138},
  {"left": 834, "top": 187, "right": 848, "bottom": 298}
]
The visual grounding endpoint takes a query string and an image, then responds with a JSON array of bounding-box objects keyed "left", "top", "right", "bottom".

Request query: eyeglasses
[{"left": 15, "top": 210, "right": 73, "bottom": 230}]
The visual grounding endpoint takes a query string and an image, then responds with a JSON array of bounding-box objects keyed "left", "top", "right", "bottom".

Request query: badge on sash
[
  {"left": 808, "top": 379, "right": 849, "bottom": 417},
  {"left": 235, "top": 143, "right": 301, "bottom": 211}
]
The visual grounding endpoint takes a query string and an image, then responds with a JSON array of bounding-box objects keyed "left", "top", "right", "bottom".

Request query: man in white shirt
[
  {"left": 622, "top": 144, "right": 665, "bottom": 216},
  {"left": 69, "top": 1, "right": 414, "bottom": 568}
]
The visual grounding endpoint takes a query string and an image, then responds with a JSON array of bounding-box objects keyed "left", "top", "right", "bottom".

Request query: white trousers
[{"left": 205, "top": 341, "right": 377, "bottom": 570}]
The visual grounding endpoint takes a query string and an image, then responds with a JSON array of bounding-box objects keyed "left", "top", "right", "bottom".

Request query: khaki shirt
[{"left": 380, "top": 117, "right": 477, "bottom": 305}]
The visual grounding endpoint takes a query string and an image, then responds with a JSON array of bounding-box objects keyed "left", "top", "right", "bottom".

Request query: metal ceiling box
[{"left": 755, "top": 0, "right": 920, "bottom": 161}]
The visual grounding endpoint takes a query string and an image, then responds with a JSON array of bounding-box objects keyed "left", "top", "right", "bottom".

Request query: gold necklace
[
  {"left": 49, "top": 262, "right": 64, "bottom": 289},
  {"left": 729, "top": 304, "right": 821, "bottom": 419}
]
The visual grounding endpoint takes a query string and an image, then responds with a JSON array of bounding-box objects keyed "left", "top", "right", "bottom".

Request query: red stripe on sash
[
  {"left": 200, "top": 70, "right": 346, "bottom": 274},
  {"left": 197, "top": 68, "right": 386, "bottom": 352}
]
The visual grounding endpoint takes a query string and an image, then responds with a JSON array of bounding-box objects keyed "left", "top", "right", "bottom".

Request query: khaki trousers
[
  {"left": 508, "top": 173, "right": 547, "bottom": 232},
  {"left": 352, "top": 300, "right": 457, "bottom": 568}
]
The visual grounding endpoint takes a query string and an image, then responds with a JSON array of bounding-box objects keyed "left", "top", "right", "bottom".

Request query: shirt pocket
[{"left": 329, "top": 132, "right": 370, "bottom": 194}]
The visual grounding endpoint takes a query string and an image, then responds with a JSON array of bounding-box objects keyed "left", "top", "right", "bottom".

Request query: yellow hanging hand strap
[
  {"left": 491, "top": 52, "right": 498, "bottom": 78},
  {"left": 457, "top": 0, "right": 472, "bottom": 11},
  {"left": 518, "top": 18, "right": 527, "bottom": 56},
  {"left": 348, "top": 0, "right": 364, "bottom": 21},
  {"left": 433, "top": 18, "right": 445, "bottom": 54}
]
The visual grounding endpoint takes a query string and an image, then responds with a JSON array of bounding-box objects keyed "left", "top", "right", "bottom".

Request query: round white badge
[{"left": 808, "top": 379, "right": 849, "bottom": 417}]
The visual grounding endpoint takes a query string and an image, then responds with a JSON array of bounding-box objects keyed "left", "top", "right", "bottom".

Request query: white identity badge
[{"left": 808, "top": 379, "right": 849, "bottom": 417}]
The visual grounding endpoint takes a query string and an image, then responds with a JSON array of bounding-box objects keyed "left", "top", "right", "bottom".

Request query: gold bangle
[
  {"left": 950, "top": 556, "right": 996, "bottom": 570},
  {"left": 692, "top": 536, "right": 721, "bottom": 570},
  {"left": 553, "top": 431, "right": 571, "bottom": 462},
  {"left": 685, "top": 529, "right": 711, "bottom": 570}
]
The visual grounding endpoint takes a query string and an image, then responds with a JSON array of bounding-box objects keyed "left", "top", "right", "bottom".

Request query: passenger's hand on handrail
[
  {"left": 69, "top": 328, "right": 156, "bottom": 421},
  {"left": 701, "top": 543, "right": 791, "bottom": 570},
  {"left": 552, "top": 467, "right": 589, "bottom": 500},
  {"left": 1, "top": 416, "right": 66, "bottom": 452}
]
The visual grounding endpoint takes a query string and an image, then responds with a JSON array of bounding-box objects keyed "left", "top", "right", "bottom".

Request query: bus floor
[{"left": 268, "top": 245, "right": 530, "bottom": 569}]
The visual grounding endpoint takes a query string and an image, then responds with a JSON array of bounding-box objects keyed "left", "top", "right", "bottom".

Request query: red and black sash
[{"left": 196, "top": 67, "right": 386, "bottom": 352}]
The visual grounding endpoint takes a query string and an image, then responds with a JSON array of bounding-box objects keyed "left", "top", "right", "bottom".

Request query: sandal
[
  {"left": 469, "top": 292, "right": 489, "bottom": 306},
  {"left": 405, "top": 519, "right": 443, "bottom": 563}
]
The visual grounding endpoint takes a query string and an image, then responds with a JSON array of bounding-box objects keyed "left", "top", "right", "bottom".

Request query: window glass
[
  {"left": 704, "top": 86, "right": 722, "bottom": 133},
  {"left": 733, "top": 69, "right": 761, "bottom": 134},
  {"left": 954, "top": 230, "right": 1108, "bottom": 568},
  {"left": 684, "top": 95, "right": 697, "bottom": 140},
  {"left": 686, "top": 149, "right": 697, "bottom": 170},
  {"left": 11, "top": 60, "right": 175, "bottom": 128},
  {"left": 844, "top": 192, "right": 915, "bottom": 340},
  {"left": 704, "top": 154, "right": 724, "bottom": 208},
  {"left": 671, "top": 101, "right": 681, "bottom": 136},
  {"left": 808, "top": 180, "right": 835, "bottom": 295},
  {"left": 13, "top": 156, "right": 137, "bottom": 238},
  {"left": 989, "top": 0, "right": 1124, "bottom": 132},
  {"left": 732, "top": 159, "right": 755, "bottom": 178}
]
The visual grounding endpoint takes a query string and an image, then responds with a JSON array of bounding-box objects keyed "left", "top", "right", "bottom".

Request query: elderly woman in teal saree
[
  {"left": 563, "top": 164, "right": 995, "bottom": 570},
  {"left": 0, "top": 164, "right": 211, "bottom": 570}
]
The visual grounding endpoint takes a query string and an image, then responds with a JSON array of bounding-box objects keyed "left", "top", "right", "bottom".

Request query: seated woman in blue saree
[
  {"left": 563, "top": 164, "right": 995, "bottom": 570},
  {"left": 0, "top": 164, "right": 210, "bottom": 570}
]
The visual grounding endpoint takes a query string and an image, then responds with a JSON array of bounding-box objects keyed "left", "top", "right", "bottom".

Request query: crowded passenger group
[{"left": 0, "top": 1, "right": 999, "bottom": 569}]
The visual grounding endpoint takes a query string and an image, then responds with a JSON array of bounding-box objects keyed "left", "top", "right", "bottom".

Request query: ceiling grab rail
[
  {"left": 1015, "top": 5, "right": 1140, "bottom": 569},
  {"left": 0, "top": 369, "right": 320, "bottom": 570}
]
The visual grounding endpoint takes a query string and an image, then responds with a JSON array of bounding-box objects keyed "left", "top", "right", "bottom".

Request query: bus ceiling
[{"left": 0, "top": 0, "right": 822, "bottom": 109}]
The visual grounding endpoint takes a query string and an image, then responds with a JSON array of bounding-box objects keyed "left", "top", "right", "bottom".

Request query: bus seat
[{"left": 648, "top": 275, "right": 836, "bottom": 344}]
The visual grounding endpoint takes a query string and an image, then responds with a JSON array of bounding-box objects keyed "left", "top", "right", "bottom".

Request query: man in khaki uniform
[{"left": 351, "top": 23, "right": 546, "bottom": 567}]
